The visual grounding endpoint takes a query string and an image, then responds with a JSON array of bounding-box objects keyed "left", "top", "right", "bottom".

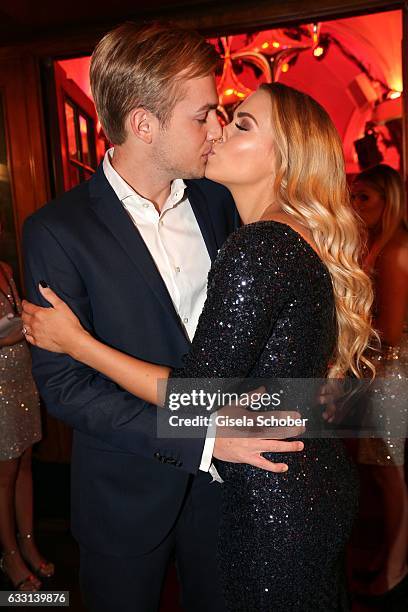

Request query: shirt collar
[{"left": 103, "top": 147, "right": 187, "bottom": 209}]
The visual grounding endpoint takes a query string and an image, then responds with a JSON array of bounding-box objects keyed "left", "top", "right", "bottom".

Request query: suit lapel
[
  {"left": 89, "top": 166, "right": 185, "bottom": 334},
  {"left": 88, "top": 168, "right": 222, "bottom": 339},
  {"left": 185, "top": 182, "right": 219, "bottom": 262}
]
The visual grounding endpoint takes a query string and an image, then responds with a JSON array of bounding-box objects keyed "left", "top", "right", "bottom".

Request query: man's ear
[{"left": 127, "top": 108, "right": 156, "bottom": 144}]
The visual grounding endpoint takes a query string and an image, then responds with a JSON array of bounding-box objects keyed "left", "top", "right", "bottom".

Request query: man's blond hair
[{"left": 90, "top": 22, "right": 219, "bottom": 144}]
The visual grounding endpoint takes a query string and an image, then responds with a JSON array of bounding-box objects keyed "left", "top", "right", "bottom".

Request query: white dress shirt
[{"left": 103, "top": 148, "right": 218, "bottom": 477}]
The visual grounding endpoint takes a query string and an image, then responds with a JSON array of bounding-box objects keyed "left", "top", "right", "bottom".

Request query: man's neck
[{"left": 110, "top": 146, "right": 172, "bottom": 212}]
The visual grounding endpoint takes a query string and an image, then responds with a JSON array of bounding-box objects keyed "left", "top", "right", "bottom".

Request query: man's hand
[
  {"left": 212, "top": 386, "right": 305, "bottom": 472},
  {"left": 213, "top": 436, "right": 304, "bottom": 473}
]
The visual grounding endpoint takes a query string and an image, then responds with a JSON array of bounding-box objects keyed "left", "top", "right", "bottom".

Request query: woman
[
  {"left": 0, "top": 259, "right": 54, "bottom": 591},
  {"left": 351, "top": 164, "right": 408, "bottom": 598},
  {"left": 22, "top": 83, "right": 374, "bottom": 610}
]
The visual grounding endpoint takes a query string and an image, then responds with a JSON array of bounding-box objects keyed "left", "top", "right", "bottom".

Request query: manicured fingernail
[
  {"left": 281, "top": 465, "right": 288, "bottom": 472},
  {"left": 39, "top": 280, "right": 48, "bottom": 288}
]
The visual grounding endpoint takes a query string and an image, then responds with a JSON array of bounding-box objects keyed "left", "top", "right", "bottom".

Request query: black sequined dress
[{"left": 171, "top": 221, "right": 359, "bottom": 612}]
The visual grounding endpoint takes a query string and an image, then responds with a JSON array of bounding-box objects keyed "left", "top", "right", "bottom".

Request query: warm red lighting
[
  {"left": 217, "top": 41, "right": 254, "bottom": 106},
  {"left": 261, "top": 42, "right": 269, "bottom": 49},
  {"left": 223, "top": 88, "right": 246, "bottom": 99},
  {"left": 388, "top": 90, "right": 402, "bottom": 100},
  {"left": 281, "top": 63, "right": 289, "bottom": 73},
  {"left": 312, "top": 22, "right": 320, "bottom": 43},
  {"left": 272, "top": 41, "right": 280, "bottom": 48},
  {"left": 313, "top": 46, "right": 324, "bottom": 57}
]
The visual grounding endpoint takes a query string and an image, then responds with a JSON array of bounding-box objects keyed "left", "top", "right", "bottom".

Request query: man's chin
[{"left": 182, "top": 165, "right": 206, "bottom": 180}]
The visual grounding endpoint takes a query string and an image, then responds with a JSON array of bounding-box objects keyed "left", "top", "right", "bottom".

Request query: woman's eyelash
[{"left": 235, "top": 122, "right": 248, "bottom": 131}]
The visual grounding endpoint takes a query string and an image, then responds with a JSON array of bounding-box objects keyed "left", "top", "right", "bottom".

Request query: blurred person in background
[
  {"left": 351, "top": 163, "right": 408, "bottom": 603},
  {"left": 0, "top": 255, "right": 53, "bottom": 591}
]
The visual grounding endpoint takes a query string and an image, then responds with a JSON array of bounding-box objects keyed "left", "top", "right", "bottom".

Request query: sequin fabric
[
  {"left": 357, "top": 327, "right": 408, "bottom": 466},
  {"left": 0, "top": 281, "right": 41, "bottom": 461},
  {"left": 171, "top": 221, "right": 358, "bottom": 611}
]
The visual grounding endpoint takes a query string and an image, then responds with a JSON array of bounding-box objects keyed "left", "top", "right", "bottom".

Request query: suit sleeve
[{"left": 23, "top": 214, "right": 204, "bottom": 474}]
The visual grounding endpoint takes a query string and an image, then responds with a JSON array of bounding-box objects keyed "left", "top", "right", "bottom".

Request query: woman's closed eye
[{"left": 235, "top": 122, "right": 248, "bottom": 131}]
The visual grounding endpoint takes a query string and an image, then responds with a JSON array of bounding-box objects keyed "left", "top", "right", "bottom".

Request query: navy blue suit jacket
[{"left": 23, "top": 165, "right": 238, "bottom": 555}]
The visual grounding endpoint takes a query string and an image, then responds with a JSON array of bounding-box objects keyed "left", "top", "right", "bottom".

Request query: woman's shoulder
[
  {"left": 382, "top": 226, "right": 408, "bottom": 255},
  {"left": 213, "top": 220, "right": 320, "bottom": 286},
  {"left": 221, "top": 220, "right": 317, "bottom": 262},
  {"left": 225, "top": 219, "right": 304, "bottom": 248},
  {"left": 377, "top": 227, "right": 408, "bottom": 274}
]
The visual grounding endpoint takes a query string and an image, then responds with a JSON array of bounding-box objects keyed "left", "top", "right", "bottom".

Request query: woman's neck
[
  {"left": 367, "top": 224, "right": 383, "bottom": 248},
  {"left": 228, "top": 182, "right": 279, "bottom": 225}
]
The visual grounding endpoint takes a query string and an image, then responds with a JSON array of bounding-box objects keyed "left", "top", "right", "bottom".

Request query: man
[{"left": 23, "top": 23, "right": 303, "bottom": 612}]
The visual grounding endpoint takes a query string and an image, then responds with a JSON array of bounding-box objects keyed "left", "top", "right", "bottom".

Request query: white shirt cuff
[{"left": 198, "top": 413, "right": 223, "bottom": 483}]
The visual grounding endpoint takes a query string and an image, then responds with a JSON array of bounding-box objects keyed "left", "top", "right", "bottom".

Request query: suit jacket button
[{"left": 153, "top": 452, "right": 162, "bottom": 460}]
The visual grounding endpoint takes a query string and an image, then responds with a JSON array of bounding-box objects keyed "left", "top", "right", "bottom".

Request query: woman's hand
[
  {"left": 21, "top": 285, "right": 88, "bottom": 355},
  {"left": 21, "top": 284, "right": 170, "bottom": 406}
]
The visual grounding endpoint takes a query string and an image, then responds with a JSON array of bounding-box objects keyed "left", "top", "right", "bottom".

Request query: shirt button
[
  {"left": 142, "top": 203, "right": 149, "bottom": 208},
  {"left": 183, "top": 317, "right": 189, "bottom": 324},
  {"left": 175, "top": 266, "right": 181, "bottom": 273}
]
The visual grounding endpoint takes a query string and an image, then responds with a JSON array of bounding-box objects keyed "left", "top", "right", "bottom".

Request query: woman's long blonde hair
[
  {"left": 260, "top": 82, "right": 375, "bottom": 377},
  {"left": 354, "top": 164, "right": 408, "bottom": 272}
]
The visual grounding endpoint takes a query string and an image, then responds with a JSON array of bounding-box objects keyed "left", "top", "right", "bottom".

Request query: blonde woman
[
  {"left": 0, "top": 259, "right": 53, "bottom": 591},
  {"left": 351, "top": 164, "right": 408, "bottom": 598},
  {"left": 22, "top": 83, "right": 374, "bottom": 611}
]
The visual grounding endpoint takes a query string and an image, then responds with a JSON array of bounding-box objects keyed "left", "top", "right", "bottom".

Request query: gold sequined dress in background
[
  {"left": 357, "top": 322, "right": 408, "bottom": 466},
  {"left": 0, "top": 264, "right": 41, "bottom": 460}
]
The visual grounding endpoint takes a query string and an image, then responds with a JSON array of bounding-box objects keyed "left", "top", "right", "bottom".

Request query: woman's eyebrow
[{"left": 237, "top": 111, "right": 258, "bottom": 126}]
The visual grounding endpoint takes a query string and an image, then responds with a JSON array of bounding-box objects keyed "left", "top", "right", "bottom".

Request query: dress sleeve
[{"left": 171, "top": 224, "right": 290, "bottom": 380}]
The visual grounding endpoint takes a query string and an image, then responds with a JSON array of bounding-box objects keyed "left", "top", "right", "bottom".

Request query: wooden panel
[
  {"left": 0, "top": 57, "right": 50, "bottom": 286},
  {"left": 167, "top": 0, "right": 405, "bottom": 34},
  {"left": 403, "top": 3, "right": 408, "bottom": 184},
  {"left": 0, "top": 0, "right": 404, "bottom": 59}
]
